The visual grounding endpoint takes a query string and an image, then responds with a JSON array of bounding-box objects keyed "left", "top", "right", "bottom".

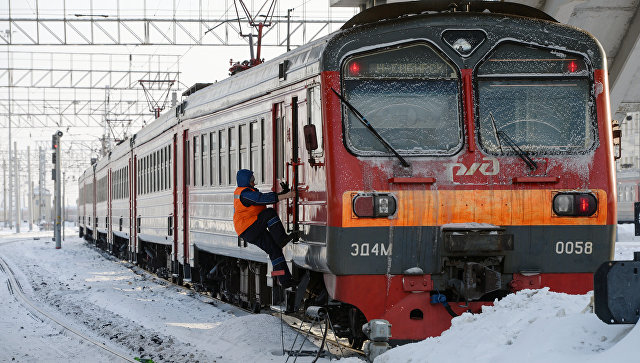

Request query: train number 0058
[
  {"left": 554, "top": 241, "right": 593, "bottom": 255},
  {"left": 350, "top": 243, "right": 391, "bottom": 257}
]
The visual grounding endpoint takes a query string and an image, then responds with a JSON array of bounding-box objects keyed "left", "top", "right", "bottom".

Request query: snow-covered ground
[
  {"left": 0, "top": 224, "right": 638, "bottom": 363},
  {"left": 0, "top": 225, "right": 356, "bottom": 363}
]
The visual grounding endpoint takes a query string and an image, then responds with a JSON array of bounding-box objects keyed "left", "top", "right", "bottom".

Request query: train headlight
[
  {"left": 552, "top": 193, "right": 597, "bottom": 217},
  {"left": 353, "top": 193, "right": 397, "bottom": 218}
]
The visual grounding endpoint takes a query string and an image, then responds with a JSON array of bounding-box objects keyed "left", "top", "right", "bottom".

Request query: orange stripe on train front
[{"left": 342, "top": 190, "right": 607, "bottom": 227}]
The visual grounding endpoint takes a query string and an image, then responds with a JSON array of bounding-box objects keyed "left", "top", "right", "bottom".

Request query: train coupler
[
  {"left": 594, "top": 252, "right": 640, "bottom": 324},
  {"left": 448, "top": 262, "right": 501, "bottom": 301}
]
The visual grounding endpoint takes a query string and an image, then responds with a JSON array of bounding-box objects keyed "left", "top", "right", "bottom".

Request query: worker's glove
[{"left": 278, "top": 181, "right": 290, "bottom": 194}]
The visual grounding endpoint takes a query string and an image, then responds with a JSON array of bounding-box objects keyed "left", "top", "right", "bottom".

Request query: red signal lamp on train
[
  {"left": 348, "top": 61, "right": 361, "bottom": 76},
  {"left": 566, "top": 60, "right": 579, "bottom": 73},
  {"left": 353, "top": 193, "right": 397, "bottom": 218},
  {"left": 552, "top": 192, "right": 597, "bottom": 217}
]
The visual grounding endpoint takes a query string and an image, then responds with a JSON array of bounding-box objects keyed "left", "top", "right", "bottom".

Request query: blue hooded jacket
[{"left": 236, "top": 169, "right": 278, "bottom": 207}]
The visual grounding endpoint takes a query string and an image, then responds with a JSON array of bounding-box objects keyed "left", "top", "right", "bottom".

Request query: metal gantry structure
[
  {"left": 0, "top": 51, "right": 180, "bottom": 129},
  {"left": 0, "top": 0, "right": 356, "bottom": 229},
  {"left": 0, "top": 0, "right": 351, "bottom": 47}
]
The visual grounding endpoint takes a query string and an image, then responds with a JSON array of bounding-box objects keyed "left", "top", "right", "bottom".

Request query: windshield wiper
[
  {"left": 489, "top": 112, "right": 537, "bottom": 171},
  {"left": 332, "top": 88, "right": 409, "bottom": 168}
]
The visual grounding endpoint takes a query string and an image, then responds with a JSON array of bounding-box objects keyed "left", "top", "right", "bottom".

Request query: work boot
[
  {"left": 278, "top": 275, "right": 299, "bottom": 290},
  {"left": 278, "top": 231, "right": 299, "bottom": 248}
]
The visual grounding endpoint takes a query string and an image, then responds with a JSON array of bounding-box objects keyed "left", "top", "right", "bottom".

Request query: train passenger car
[
  {"left": 108, "top": 141, "right": 133, "bottom": 257},
  {"left": 79, "top": 1, "right": 617, "bottom": 347},
  {"left": 131, "top": 116, "right": 178, "bottom": 277},
  {"left": 94, "top": 158, "right": 110, "bottom": 250},
  {"left": 77, "top": 169, "right": 90, "bottom": 239}
]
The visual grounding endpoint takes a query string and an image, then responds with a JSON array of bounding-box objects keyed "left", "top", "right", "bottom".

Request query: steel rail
[{"left": 0, "top": 251, "right": 138, "bottom": 363}]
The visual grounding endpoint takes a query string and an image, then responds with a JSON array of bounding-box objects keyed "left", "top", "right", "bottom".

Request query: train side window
[
  {"left": 156, "top": 151, "right": 160, "bottom": 192},
  {"left": 307, "top": 86, "right": 324, "bottom": 157},
  {"left": 168, "top": 145, "right": 172, "bottom": 189},
  {"left": 154, "top": 151, "right": 158, "bottom": 193},
  {"left": 185, "top": 139, "right": 190, "bottom": 186},
  {"left": 210, "top": 132, "right": 218, "bottom": 186},
  {"left": 150, "top": 154, "right": 152, "bottom": 193},
  {"left": 142, "top": 157, "right": 146, "bottom": 194},
  {"left": 229, "top": 127, "right": 237, "bottom": 185},
  {"left": 147, "top": 155, "right": 150, "bottom": 194},
  {"left": 163, "top": 148, "right": 167, "bottom": 191},
  {"left": 158, "top": 151, "right": 161, "bottom": 192},
  {"left": 250, "top": 120, "right": 260, "bottom": 184},
  {"left": 219, "top": 130, "right": 228, "bottom": 185},
  {"left": 155, "top": 151, "right": 159, "bottom": 193},
  {"left": 160, "top": 149, "right": 164, "bottom": 191},
  {"left": 164, "top": 146, "right": 168, "bottom": 190},
  {"left": 201, "top": 134, "right": 208, "bottom": 186},
  {"left": 136, "top": 160, "right": 140, "bottom": 195},
  {"left": 143, "top": 156, "right": 147, "bottom": 194},
  {"left": 193, "top": 136, "right": 200, "bottom": 187},
  {"left": 240, "top": 123, "right": 248, "bottom": 171}
]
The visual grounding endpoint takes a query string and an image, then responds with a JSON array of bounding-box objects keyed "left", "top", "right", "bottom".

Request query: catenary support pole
[
  {"left": 28, "top": 146, "right": 32, "bottom": 231},
  {"left": 3, "top": 160, "right": 6, "bottom": 227},
  {"left": 14, "top": 142, "right": 20, "bottom": 233}
]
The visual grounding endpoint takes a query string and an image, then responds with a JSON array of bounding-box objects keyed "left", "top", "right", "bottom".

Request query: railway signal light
[
  {"left": 552, "top": 193, "right": 597, "bottom": 217},
  {"left": 348, "top": 61, "right": 361, "bottom": 76}
]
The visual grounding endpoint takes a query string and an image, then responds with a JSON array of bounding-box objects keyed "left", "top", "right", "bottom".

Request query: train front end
[{"left": 319, "top": 6, "right": 616, "bottom": 343}]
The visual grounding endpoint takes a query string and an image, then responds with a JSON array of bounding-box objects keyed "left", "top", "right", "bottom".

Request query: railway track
[
  {"left": 0, "top": 251, "right": 138, "bottom": 363},
  {"left": 96, "top": 246, "right": 365, "bottom": 359}
]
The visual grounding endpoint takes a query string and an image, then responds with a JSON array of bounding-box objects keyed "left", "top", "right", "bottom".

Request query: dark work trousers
[{"left": 239, "top": 208, "right": 292, "bottom": 284}]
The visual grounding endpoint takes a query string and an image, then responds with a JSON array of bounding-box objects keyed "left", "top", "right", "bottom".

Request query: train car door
[
  {"left": 177, "top": 129, "right": 191, "bottom": 282},
  {"left": 129, "top": 155, "right": 135, "bottom": 262},
  {"left": 273, "top": 99, "right": 301, "bottom": 234},
  {"left": 172, "top": 133, "right": 179, "bottom": 280}
]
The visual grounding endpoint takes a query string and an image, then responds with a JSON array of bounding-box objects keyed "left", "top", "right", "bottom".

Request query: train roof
[
  {"left": 181, "top": 35, "right": 328, "bottom": 122},
  {"left": 340, "top": 1, "right": 557, "bottom": 30}
]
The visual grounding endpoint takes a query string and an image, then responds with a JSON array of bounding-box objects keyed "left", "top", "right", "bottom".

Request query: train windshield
[
  {"left": 477, "top": 43, "right": 596, "bottom": 155},
  {"left": 341, "top": 43, "right": 462, "bottom": 156}
]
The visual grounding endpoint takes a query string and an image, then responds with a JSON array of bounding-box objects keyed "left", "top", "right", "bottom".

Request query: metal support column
[
  {"left": 27, "top": 146, "right": 32, "bottom": 231},
  {"left": 14, "top": 141, "right": 19, "bottom": 233}
]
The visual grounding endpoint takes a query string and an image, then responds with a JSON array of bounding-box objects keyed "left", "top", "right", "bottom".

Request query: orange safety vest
[{"left": 233, "top": 187, "right": 266, "bottom": 235}]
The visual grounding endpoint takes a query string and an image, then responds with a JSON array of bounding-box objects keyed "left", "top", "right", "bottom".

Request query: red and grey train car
[{"left": 79, "top": 1, "right": 617, "bottom": 345}]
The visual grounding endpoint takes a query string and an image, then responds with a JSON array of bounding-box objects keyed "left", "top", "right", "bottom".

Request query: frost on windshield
[
  {"left": 341, "top": 43, "right": 462, "bottom": 156},
  {"left": 344, "top": 79, "right": 460, "bottom": 154},
  {"left": 477, "top": 43, "right": 596, "bottom": 155}
]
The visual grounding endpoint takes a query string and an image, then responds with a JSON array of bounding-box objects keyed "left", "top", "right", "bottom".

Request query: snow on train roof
[
  {"left": 80, "top": 32, "right": 332, "bottom": 177},
  {"left": 180, "top": 36, "right": 328, "bottom": 121}
]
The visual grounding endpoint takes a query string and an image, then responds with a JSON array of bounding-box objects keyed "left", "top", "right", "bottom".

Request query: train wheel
[
  {"left": 252, "top": 301, "right": 261, "bottom": 313},
  {"left": 348, "top": 336, "right": 365, "bottom": 350}
]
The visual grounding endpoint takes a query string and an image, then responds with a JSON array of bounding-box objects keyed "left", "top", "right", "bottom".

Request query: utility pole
[
  {"left": 7, "top": 33, "right": 13, "bottom": 231},
  {"left": 38, "top": 147, "right": 44, "bottom": 225},
  {"left": 62, "top": 171, "right": 66, "bottom": 241},
  {"left": 14, "top": 142, "right": 19, "bottom": 233},
  {"left": 28, "top": 146, "right": 32, "bottom": 231},
  {"left": 287, "top": 8, "right": 293, "bottom": 52},
  {"left": 52, "top": 131, "right": 62, "bottom": 248},
  {"left": 2, "top": 160, "right": 6, "bottom": 228}
]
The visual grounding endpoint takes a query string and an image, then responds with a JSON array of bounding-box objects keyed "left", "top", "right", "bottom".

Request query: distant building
[
  {"left": 616, "top": 112, "right": 640, "bottom": 222},
  {"left": 32, "top": 186, "right": 52, "bottom": 223}
]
